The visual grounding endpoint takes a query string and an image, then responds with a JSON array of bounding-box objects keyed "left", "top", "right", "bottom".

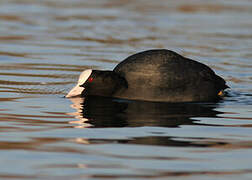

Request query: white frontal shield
[{"left": 66, "top": 69, "right": 92, "bottom": 98}]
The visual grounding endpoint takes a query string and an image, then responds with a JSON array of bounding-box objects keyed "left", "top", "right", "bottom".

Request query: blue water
[{"left": 0, "top": 0, "right": 252, "bottom": 179}]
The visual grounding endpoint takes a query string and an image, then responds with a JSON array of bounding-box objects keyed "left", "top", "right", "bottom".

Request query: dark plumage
[{"left": 66, "top": 49, "right": 228, "bottom": 102}]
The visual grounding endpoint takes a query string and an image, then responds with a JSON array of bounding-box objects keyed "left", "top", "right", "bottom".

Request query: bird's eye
[{"left": 88, "top": 77, "right": 94, "bottom": 83}]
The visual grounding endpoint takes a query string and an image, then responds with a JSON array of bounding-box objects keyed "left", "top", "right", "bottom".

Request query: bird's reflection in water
[
  {"left": 67, "top": 97, "right": 93, "bottom": 128},
  {"left": 68, "top": 96, "right": 228, "bottom": 147},
  {"left": 68, "top": 96, "right": 222, "bottom": 128}
]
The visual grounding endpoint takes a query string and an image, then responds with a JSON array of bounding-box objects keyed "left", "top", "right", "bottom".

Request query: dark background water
[{"left": 0, "top": 0, "right": 252, "bottom": 179}]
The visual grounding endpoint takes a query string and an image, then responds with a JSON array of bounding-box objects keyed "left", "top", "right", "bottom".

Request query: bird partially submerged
[{"left": 66, "top": 49, "right": 228, "bottom": 102}]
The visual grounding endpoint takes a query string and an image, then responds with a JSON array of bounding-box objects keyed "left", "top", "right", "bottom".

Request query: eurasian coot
[{"left": 66, "top": 49, "right": 228, "bottom": 102}]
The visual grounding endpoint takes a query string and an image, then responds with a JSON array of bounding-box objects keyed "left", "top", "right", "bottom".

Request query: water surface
[{"left": 0, "top": 0, "right": 252, "bottom": 179}]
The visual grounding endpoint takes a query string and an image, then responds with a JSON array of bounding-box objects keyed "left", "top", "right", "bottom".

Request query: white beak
[
  {"left": 66, "top": 69, "right": 92, "bottom": 98},
  {"left": 65, "top": 84, "right": 84, "bottom": 98}
]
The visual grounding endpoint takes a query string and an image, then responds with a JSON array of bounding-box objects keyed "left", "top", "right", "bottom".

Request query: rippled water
[{"left": 0, "top": 0, "right": 252, "bottom": 179}]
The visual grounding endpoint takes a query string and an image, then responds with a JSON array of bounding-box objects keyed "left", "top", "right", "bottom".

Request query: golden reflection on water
[{"left": 67, "top": 98, "right": 93, "bottom": 128}]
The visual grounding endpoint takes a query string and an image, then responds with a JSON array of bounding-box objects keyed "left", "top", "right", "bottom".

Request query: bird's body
[{"left": 66, "top": 49, "right": 228, "bottom": 102}]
